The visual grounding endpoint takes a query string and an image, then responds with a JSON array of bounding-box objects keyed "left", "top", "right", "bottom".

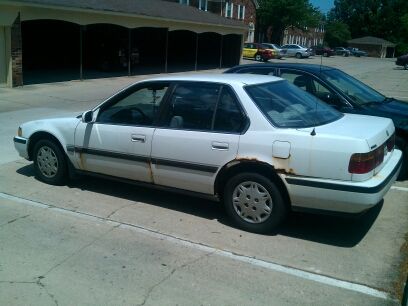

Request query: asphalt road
[{"left": 0, "top": 56, "right": 407, "bottom": 305}]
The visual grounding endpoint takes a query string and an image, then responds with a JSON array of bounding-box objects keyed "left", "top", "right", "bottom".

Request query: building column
[
  {"left": 79, "top": 25, "right": 83, "bottom": 80},
  {"left": 11, "top": 13, "right": 23, "bottom": 87},
  {"left": 194, "top": 33, "right": 199, "bottom": 71},
  {"left": 164, "top": 29, "right": 169, "bottom": 73}
]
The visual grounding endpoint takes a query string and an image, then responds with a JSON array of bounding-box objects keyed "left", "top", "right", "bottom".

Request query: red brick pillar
[{"left": 11, "top": 13, "right": 23, "bottom": 87}]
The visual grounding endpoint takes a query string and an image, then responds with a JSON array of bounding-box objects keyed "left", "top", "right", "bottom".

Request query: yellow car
[{"left": 243, "top": 43, "right": 277, "bottom": 61}]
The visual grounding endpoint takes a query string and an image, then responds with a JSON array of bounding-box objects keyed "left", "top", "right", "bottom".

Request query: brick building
[
  {"left": 0, "top": 0, "right": 247, "bottom": 87},
  {"left": 168, "top": 0, "right": 259, "bottom": 42},
  {"left": 281, "top": 23, "right": 325, "bottom": 47}
]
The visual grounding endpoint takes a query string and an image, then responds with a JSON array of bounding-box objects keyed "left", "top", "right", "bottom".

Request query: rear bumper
[
  {"left": 13, "top": 136, "right": 29, "bottom": 159},
  {"left": 284, "top": 149, "right": 402, "bottom": 213}
]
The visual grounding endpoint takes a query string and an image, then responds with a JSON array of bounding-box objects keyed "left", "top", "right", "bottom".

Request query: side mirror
[{"left": 82, "top": 110, "right": 93, "bottom": 123}]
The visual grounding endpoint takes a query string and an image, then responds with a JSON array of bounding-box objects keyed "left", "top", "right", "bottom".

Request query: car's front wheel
[
  {"left": 295, "top": 53, "right": 302, "bottom": 59},
  {"left": 223, "top": 173, "right": 288, "bottom": 233},
  {"left": 404, "top": 63, "right": 408, "bottom": 70},
  {"left": 254, "top": 54, "right": 262, "bottom": 61},
  {"left": 33, "top": 139, "right": 67, "bottom": 185}
]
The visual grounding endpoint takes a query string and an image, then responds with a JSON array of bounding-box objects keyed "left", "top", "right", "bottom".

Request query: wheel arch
[
  {"left": 28, "top": 131, "right": 66, "bottom": 160},
  {"left": 214, "top": 160, "right": 291, "bottom": 207}
]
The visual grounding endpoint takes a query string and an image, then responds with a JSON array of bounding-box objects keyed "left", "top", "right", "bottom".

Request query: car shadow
[{"left": 17, "top": 164, "right": 381, "bottom": 248}]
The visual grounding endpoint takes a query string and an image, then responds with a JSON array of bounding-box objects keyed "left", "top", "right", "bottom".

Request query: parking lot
[{"left": 0, "top": 55, "right": 407, "bottom": 305}]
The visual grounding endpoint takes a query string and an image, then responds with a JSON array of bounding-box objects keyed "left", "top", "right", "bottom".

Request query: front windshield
[
  {"left": 321, "top": 69, "right": 385, "bottom": 105},
  {"left": 245, "top": 81, "right": 343, "bottom": 128}
]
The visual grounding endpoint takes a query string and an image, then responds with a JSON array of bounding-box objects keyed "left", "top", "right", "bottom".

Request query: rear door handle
[
  {"left": 131, "top": 134, "right": 146, "bottom": 143},
  {"left": 212, "top": 142, "right": 229, "bottom": 150}
]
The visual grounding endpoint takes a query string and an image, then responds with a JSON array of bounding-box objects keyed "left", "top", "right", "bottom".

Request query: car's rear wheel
[
  {"left": 404, "top": 63, "right": 408, "bottom": 70},
  {"left": 33, "top": 139, "right": 67, "bottom": 185},
  {"left": 323, "top": 52, "right": 328, "bottom": 57},
  {"left": 223, "top": 173, "right": 288, "bottom": 233},
  {"left": 295, "top": 53, "right": 302, "bottom": 59},
  {"left": 255, "top": 54, "right": 262, "bottom": 61}
]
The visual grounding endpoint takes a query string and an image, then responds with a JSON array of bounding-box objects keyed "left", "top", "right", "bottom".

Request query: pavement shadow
[
  {"left": 17, "top": 164, "right": 381, "bottom": 247},
  {"left": 278, "top": 203, "right": 383, "bottom": 248}
]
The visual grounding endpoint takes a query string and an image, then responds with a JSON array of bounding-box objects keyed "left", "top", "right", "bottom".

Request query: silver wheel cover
[
  {"left": 36, "top": 145, "right": 59, "bottom": 178},
  {"left": 232, "top": 181, "right": 273, "bottom": 224}
]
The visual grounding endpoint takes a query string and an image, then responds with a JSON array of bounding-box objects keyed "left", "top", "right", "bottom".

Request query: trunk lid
[{"left": 312, "top": 114, "right": 394, "bottom": 150}]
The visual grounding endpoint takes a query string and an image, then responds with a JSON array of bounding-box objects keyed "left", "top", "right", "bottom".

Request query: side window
[
  {"left": 97, "top": 83, "right": 169, "bottom": 125},
  {"left": 214, "top": 87, "right": 246, "bottom": 133},
  {"left": 244, "top": 43, "right": 250, "bottom": 48},
  {"left": 162, "top": 83, "right": 220, "bottom": 131},
  {"left": 280, "top": 70, "right": 311, "bottom": 92},
  {"left": 311, "top": 78, "right": 348, "bottom": 108}
]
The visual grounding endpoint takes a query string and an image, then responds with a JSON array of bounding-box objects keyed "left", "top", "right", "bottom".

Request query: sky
[{"left": 310, "top": 0, "right": 334, "bottom": 13}]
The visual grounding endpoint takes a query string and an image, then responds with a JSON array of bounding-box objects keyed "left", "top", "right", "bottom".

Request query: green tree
[
  {"left": 257, "top": 0, "right": 322, "bottom": 44},
  {"left": 328, "top": 0, "right": 408, "bottom": 55},
  {"left": 324, "top": 21, "right": 351, "bottom": 47}
]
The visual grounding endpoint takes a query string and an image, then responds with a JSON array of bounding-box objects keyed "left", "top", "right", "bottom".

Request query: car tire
[
  {"left": 295, "top": 53, "right": 302, "bottom": 59},
  {"left": 255, "top": 54, "right": 262, "bottom": 61},
  {"left": 404, "top": 63, "right": 408, "bottom": 70},
  {"left": 396, "top": 137, "right": 408, "bottom": 180},
  {"left": 223, "top": 172, "right": 288, "bottom": 233},
  {"left": 33, "top": 139, "right": 67, "bottom": 185},
  {"left": 323, "top": 52, "right": 328, "bottom": 57}
]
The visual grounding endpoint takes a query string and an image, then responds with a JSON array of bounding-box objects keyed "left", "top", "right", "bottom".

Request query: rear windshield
[{"left": 245, "top": 81, "right": 343, "bottom": 128}]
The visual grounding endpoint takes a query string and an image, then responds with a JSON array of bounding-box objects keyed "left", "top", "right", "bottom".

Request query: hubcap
[
  {"left": 232, "top": 181, "right": 273, "bottom": 224},
  {"left": 36, "top": 146, "right": 58, "bottom": 178}
]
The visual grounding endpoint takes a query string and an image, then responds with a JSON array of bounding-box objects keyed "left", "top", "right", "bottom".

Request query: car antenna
[{"left": 310, "top": 53, "right": 323, "bottom": 136}]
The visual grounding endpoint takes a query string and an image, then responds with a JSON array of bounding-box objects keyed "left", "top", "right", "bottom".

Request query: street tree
[{"left": 257, "top": 0, "right": 322, "bottom": 44}]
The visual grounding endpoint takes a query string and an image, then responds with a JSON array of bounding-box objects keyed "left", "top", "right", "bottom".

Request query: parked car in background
[
  {"left": 310, "top": 45, "right": 335, "bottom": 57},
  {"left": 243, "top": 43, "right": 277, "bottom": 62},
  {"left": 225, "top": 63, "right": 408, "bottom": 179},
  {"left": 261, "top": 43, "right": 287, "bottom": 59},
  {"left": 396, "top": 53, "right": 408, "bottom": 70},
  {"left": 13, "top": 74, "right": 402, "bottom": 233},
  {"left": 335, "top": 47, "right": 351, "bottom": 57},
  {"left": 347, "top": 47, "right": 368, "bottom": 57},
  {"left": 280, "top": 44, "right": 311, "bottom": 58}
]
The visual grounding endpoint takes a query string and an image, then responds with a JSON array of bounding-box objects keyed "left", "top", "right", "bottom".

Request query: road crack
[
  {"left": 42, "top": 224, "right": 120, "bottom": 277},
  {"left": 137, "top": 251, "right": 214, "bottom": 306},
  {"left": 0, "top": 214, "right": 30, "bottom": 227}
]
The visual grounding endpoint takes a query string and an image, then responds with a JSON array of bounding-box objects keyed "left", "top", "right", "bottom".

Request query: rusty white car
[{"left": 13, "top": 74, "right": 402, "bottom": 233}]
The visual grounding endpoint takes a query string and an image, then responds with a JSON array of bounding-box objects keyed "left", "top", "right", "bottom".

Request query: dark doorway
[
  {"left": 222, "top": 34, "right": 242, "bottom": 68},
  {"left": 131, "top": 27, "right": 167, "bottom": 75},
  {"left": 167, "top": 30, "right": 196, "bottom": 72},
  {"left": 197, "top": 32, "right": 221, "bottom": 70},
  {"left": 83, "top": 24, "right": 128, "bottom": 79},
  {"left": 22, "top": 20, "right": 80, "bottom": 85}
]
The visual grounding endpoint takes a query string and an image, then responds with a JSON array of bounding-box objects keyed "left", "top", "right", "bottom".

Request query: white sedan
[{"left": 13, "top": 74, "right": 402, "bottom": 233}]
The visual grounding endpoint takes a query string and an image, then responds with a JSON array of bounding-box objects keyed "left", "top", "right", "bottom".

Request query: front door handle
[
  {"left": 131, "top": 134, "right": 146, "bottom": 143},
  {"left": 212, "top": 141, "right": 229, "bottom": 150}
]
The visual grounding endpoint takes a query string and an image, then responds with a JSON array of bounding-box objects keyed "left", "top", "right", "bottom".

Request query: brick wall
[
  {"left": 282, "top": 25, "right": 325, "bottom": 47},
  {"left": 11, "top": 13, "right": 23, "bottom": 87}
]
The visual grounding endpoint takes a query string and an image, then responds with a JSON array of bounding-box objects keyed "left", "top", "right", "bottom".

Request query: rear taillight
[
  {"left": 349, "top": 134, "right": 394, "bottom": 174},
  {"left": 348, "top": 152, "right": 375, "bottom": 174},
  {"left": 386, "top": 133, "right": 395, "bottom": 152},
  {"left": 348, "top": 146, "right": 384, "bottom": 174}
]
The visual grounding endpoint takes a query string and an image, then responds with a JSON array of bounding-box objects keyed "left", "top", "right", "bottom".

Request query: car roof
[
  {"left": 145, "top": 73, "right": 283, "bottom": 85},
  {"left": 225, "top": 63, "right": 336, "bottom": 73}
]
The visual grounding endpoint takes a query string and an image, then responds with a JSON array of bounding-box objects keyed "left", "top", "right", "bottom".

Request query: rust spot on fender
[
  {"left": 275, "top": 168, "right": 296, "bottom": 175},
  {"left": 79, "top": 152, "right": 85, "bottom": 170},
  {"left": 235, "top": 156, "right": 260, "bottom": 162},
  {"left": 232, "top": 156, "right": 296, "bottom": 175},
  {"left": 147, "top": 161, "right": 155, "bottom": 184}
]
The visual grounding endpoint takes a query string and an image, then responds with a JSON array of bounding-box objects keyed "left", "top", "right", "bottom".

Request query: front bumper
[
  {"left": 13, "top": 136, "right": 29, "bottom": 159},
  {"left": 284, "top": 149, "right": 402, "bottom": 213}
]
